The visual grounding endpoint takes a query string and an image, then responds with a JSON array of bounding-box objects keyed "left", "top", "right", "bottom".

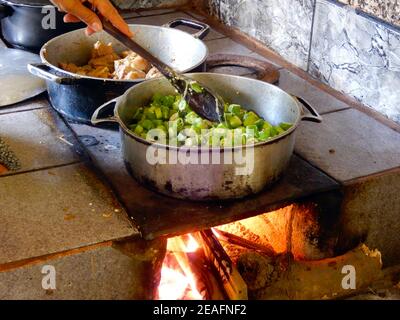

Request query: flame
[
  {"left": 157, "top": 204, "right": 318, "bottom": 300},
  {"left": 211, "top": 228, "right": 219, "bottom": 238},
  {"left": 186, "top": 234, "right": 199, "bottom": 253},
  {"left": 158, "top": 234, "right": 204, "bottom": 300},
  {"left": 158, "top": 267, "right": 190, "bottom": 300}
]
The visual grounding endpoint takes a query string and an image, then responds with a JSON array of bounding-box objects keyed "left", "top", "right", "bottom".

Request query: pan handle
[
  {"left": 163, "top": 18, "right": 210, "bottom": 39},
  {"left": 91, "top": 98, "right": 119, "bottom": 125},
  {"left": 294, "top": 96, "right": 323, "bottom": 123},
  {"left": 28, "top": 63, "right": 80, "bottom": 85}
]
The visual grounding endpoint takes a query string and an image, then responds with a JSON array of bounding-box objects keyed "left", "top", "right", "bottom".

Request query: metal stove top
[{"left": 68, "top": 120, "right": 340, "bottom": 240}]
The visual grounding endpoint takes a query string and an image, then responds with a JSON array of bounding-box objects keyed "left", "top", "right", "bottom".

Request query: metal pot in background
[
  {"left": 28, "top": 19, "right": 212, "bottom": 124},
  {"left": 91, "top": 73, "right": 322, "bottom": 201},
  {"left": 0, "top": 0, "right": 84, "bottom": 52}
]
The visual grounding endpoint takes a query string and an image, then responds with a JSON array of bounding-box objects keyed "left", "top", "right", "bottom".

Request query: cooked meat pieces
[
  {"left": 145, "top": 66, "right": 163, "bottom": 79},
  {"left": 89, "top": 54, "right": 117, "bottom": 70},
  {"left": 113, "top": 52, "right": 150, "bottom": 80},
  {"left": 59, "top": 41, "right": 156, "bottom": 80},
  {"left": 91, "top": 41, "right": 115, "bottom": 58},
  {"left": 59, "top": 62, "right": 79, "bottom": 74},
  {"left": 59, "top": 62, "right": 113, "bottom": 78},
  {"left": 88, "top": 66, "right": 112, "bottom": 78}
]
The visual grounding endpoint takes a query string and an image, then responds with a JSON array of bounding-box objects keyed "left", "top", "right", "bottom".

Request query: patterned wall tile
[
  {"left": 337, "top": 0, "right": 400, "bottom": 27},
  {"left": 206, "top": 0, "right": 315, "bottom": 70},
  {"left": 310, "top": 0, "right": 400, "bottom": 123},
  {"left": 112, "top": 0, "right": 188, "bottom": 10}
]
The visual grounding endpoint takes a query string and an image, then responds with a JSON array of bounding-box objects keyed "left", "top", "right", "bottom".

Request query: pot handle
[
  {"left": 91, "top": 98, "right": 119, "bottom": 125},
  {"left": 163, "top": 18, "right": 210, "bottom": 39},
  {"left": 295, "top": 96, "right": 323, "bottom": 123},
  {"left": 28, "top": 63, "right": 79, "bottom": 85}
]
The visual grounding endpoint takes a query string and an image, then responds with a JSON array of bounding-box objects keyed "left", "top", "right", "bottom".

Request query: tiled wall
[
  {"left": 310, "top": 1, "right": 400, "bottom": 124},
  {"left": 337, "top": 0, "right": 399, "bottom": 27},
  {"left": 112, "top": 0, "right": 188, "bottom": 10},
  {"left": 206, "top": 0, "right": 315, "bottom": 70},
  {"left": 205, "top": 0, "right": 400, "bottom": 124}
]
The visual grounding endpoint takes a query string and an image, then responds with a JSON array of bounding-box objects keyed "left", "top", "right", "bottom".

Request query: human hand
[{"left": 50, "top": 0, "right": 132, "bottom": 37}]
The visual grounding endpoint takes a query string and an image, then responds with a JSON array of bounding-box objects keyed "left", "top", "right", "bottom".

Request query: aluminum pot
[
  {"left": 0, "top": 0, "right": 84, "bottom": 52},
  {"left": 91, "top": 73, "right": 322, "bottom": 201},
  {"left": 27, "top": 18, "right": 210, "bottom": 123}
]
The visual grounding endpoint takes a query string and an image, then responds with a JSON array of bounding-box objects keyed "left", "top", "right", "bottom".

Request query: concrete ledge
[
  {"left": 338, "top": 169, "right": 400, "bottom": 266},
  {"left": 0, "top": 238, "right": 166, "bottom": 300}
]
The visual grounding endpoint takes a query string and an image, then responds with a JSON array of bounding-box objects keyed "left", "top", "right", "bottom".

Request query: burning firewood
[
  {"left": 237, "top": 244, "right": 383, "bottom": 300},
  {"left": 213, "top": 229, "right": 276, "bottom": 256},
  {"left": 159, "top": 234, "right": 227, "bottom": 300},
  {"left": 195, "top": 230, "right": 248, "bottom": 300},
  {"left": 165, "top": 236, "right": 208, "bottom": 300}
]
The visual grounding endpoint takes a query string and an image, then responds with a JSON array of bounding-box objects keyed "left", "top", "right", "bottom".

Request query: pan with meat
[{"left": 28, "top": 19, "right": 210, "bottom": 123}]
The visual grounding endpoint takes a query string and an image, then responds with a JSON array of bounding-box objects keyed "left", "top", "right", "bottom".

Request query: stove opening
[
  {"left": 158, "top": 204, "right": 327, "bottom": 300},
  {"left": 156, "top": 203, "right": 382, "bottom": 300}
]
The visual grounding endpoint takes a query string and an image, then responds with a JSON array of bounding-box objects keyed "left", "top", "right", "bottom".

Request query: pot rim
[
  {"left": 114, "top": 72, "right": 302, "bottom": 152},
  {"left": 39, "top": 24, "right": 209, "bottom": 84}
]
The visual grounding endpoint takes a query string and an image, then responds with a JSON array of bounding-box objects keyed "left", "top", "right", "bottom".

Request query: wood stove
[{"left": 63, "top": 109, "right": 351, "bottom": 300}]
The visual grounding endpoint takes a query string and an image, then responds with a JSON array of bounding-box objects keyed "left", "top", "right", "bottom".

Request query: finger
[
  {"left": 63, "top": 1, "right": 103, "bottom": 32},
  {"left": 63, "top": 13, "right": 81, "bottom": 23},
  {"left": 91, "top": 0, "right": 132, "bottom": 37},
  {"left": 85, "top": 26, "right": 97, "bottom": 36}
]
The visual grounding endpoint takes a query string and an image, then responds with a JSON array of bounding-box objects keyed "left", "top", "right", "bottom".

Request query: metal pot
[
  {"left": 91, "top": 73, "right": 322, "bottom": 201},
  {"left": 0, "top": 0, "right": 84, "bottom": 52},
  {"left": 27, "top": 18, "right": 210, "bottom": 123}
]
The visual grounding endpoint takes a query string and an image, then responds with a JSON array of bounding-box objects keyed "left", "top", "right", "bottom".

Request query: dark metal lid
[{"left": 0, "top": 0, "right": 52, "bottom": 7}]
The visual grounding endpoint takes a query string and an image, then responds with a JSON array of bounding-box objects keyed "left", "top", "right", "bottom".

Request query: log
[
  {"left": 167, "top": 237, "right": 204, "bottom": 298},
  {"left": 186, "top": 251, "right": 227, "bottom": 300},
  {"left": 214, "top": 229, "right": 276, "bottom": 256},
  {"left": 237, "top": 244, "right": 383, "bottom": 300},
  {"left": 195, "top": 230, "right": 248, "bottom": 300},
  {"left": 339, "top": 264, "right": 400, "bottom": 300},
  {"left": 166, "top": 236, "right": 226, "bottom": 300}
]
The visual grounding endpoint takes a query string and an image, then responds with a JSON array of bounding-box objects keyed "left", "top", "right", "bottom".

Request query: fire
[
  {"left": 158, "top": 267, "right": 191, "bottom": 300},
  {"left": 158, "top": 234, "right": 204, "bottom": 300},
  {"left": 156, "top": 203, "right": 320, "bottom": 300},
  {"left": 185, "top": 234, "right": 199, "bottom": 253}
]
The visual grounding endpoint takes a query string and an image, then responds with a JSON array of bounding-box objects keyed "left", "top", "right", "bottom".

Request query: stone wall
[
  {"left": 337, "top": 0, "right": 399, "bottom": 27},
  {"left": 204, "top": 0, "right": 400, "bottom": 124},
  {"left": 204, "top": 0, "right": 314, "bottom": 70},
  {"left": 112, "top": 0, "right": 188, "bottom": 10},
  {"left": 310, "top": 1, "right": 400, "bottom": 124}
]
